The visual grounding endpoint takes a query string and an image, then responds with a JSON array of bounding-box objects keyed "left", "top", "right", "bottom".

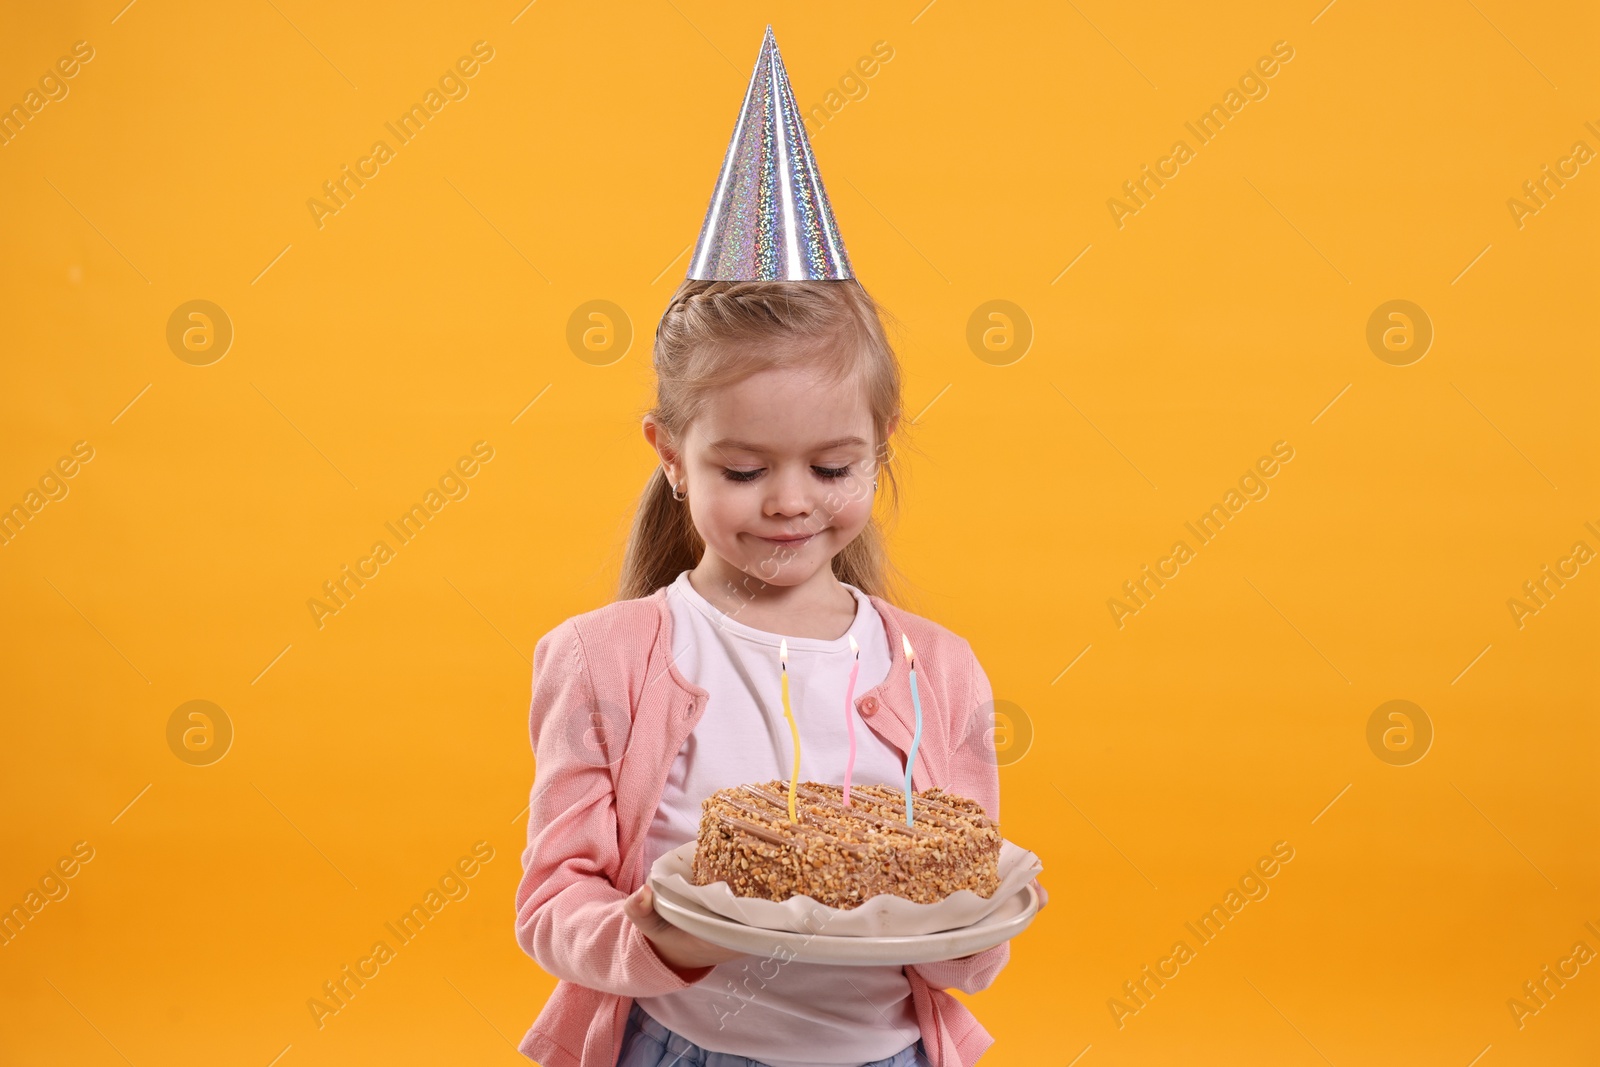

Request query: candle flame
[
  {"left": 901, "top": 633, "right": 915, "bottom": 665},
  {"left": 848, "top": 633, "right": 858, "bottom": 655},
  {"left": 780, "top": 637, "right": 787, "bottom": 668}
]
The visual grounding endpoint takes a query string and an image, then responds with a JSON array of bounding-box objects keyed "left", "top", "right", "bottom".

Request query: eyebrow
[{"left": 708, "top": 436, "right": 869, "bottom": 454}]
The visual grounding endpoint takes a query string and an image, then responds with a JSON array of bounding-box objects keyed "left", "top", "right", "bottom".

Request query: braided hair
[{"left": 616, "top": 279, "right": 915, "bottom": 604}]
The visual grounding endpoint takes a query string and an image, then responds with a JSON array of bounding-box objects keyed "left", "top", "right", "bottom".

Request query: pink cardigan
[{"left": 514, "top": 585, "right": 1013, "bottom": 1067}]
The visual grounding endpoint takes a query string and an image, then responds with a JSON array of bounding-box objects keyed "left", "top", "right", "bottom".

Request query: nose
[{"left": 762, "top": 464, "right": 812, "bottom": 521}]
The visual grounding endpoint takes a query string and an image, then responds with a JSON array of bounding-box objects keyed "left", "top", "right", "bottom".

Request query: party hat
[{"left": 687, "top": 25, "right": 854, "bottom": 281}]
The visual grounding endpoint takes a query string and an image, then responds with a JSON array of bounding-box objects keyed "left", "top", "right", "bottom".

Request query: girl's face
[{"left": 646, "top": 363, "right": 893, "bottom": 591}]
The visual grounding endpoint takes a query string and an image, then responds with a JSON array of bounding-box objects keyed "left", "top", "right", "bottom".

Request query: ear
[
  {"left": 642, "top": 415, "right": 679, "bottom": 477},
  {"left": 878, "top": 411, "right": 901, "bottom": 467}
]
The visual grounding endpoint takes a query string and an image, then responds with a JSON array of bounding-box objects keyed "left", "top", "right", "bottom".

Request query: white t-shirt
[{"left": 634, "top": 570, "right": 922, "bottom": 1067}]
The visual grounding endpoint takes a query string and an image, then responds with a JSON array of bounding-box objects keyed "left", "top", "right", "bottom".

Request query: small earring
[
  {"left": 872, "top": 479, "right": 879, "bottom": 490},
  {"left": 672, "top": 480, "right": 687, "bottom": 502}
]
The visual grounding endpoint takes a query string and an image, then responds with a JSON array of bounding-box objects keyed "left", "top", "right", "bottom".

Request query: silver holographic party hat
[{"left": 686, "top": 26, "right": 854, "bottom": 281}]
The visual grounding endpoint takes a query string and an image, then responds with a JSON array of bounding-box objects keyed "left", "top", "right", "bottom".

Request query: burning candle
[
  {"left": 902, "top": 633, "right": 923, "bottom": 826},
  {"left": 843, "top": 634, "right": 860, "bottom": 807},
  {"left": 779, "top": 639, "right": 800, "bottom": 823}
]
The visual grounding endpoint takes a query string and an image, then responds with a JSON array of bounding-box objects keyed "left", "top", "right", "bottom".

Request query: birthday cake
[{"left": 691, "top": 779, "right": 1002, "bottom": 909}]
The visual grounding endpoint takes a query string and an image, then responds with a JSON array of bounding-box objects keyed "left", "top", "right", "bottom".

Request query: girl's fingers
[
  {"left": 625, "top": 884, "right": 742, "bottom": 963},
  {"left": 624, "top": 885, "right": 665, "bottom": 932}
]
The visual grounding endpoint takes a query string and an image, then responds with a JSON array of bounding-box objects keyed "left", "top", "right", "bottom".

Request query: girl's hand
[{"left": 623, "top": 884, "right": 749, "bottom": 974}]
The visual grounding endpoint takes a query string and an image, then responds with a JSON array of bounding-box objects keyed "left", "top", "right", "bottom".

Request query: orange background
[{"left": 1, "top": 1, "right": 1596, "bottom": 1064}]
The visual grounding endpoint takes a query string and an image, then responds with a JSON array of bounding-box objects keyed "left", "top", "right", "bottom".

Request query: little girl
[
  {"left": 512, "top": 279, "right": 1043, "bottom": 1067},
  {"left": 514, "top": 25, "right": 1042, "bottom": 1067}
]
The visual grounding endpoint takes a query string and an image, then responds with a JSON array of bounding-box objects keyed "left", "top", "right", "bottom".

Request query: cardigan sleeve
[
  {"left": 514, "top": 618, "right": 714, "bottom": 996},
  {"left": 905, "top": 640, "right": 1012, "bottom": 994}
]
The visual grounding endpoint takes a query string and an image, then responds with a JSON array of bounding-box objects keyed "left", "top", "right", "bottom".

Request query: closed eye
[{"left": 721, "top": 466, "right": 854, "bottom": 483}]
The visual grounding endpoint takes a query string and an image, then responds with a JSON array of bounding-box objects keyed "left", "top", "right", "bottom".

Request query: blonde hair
[{"left": 616, "top": 279, "right": 916, "bottom": 605}]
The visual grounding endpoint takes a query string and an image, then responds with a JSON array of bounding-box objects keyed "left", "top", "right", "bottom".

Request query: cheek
[
  {"left": 828, "top": 485, "right": 874, "bottom": 527},
  {"left": 697, "top": 486, "right": 750, "bottom": 536}
]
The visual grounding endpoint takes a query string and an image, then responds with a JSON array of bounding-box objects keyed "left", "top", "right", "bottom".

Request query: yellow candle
[{"left": 780, "top": 639, "right": 800, "bottom": 822}]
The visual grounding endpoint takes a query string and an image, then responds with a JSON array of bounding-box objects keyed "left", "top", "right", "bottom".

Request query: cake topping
[
  {"left": 714, "top": 813, "right": 789, "bottom": 845},
  {"left": 790, "top": 783, "right": 940, "bottom": 838},
  {"left": 692, "top": 779, "right": 1003, "bottom": 908}
]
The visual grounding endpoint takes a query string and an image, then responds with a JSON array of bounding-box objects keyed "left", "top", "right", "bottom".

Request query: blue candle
[{"left": 902, "top": 634, "right": 922, "bottom": 826}]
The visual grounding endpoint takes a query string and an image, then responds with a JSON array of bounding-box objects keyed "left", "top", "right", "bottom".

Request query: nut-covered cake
[{"left": 691, "top": 779, "right": 1001, "bottom": 908}]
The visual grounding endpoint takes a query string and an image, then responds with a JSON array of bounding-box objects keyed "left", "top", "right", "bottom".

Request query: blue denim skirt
[{"left": 616, "top": 1001, "right": 927, "bottom": 1067}]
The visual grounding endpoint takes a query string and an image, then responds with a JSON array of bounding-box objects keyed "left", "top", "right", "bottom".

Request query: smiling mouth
[{"left": 756, "top": 533, "right": 817, "bottom": 546}]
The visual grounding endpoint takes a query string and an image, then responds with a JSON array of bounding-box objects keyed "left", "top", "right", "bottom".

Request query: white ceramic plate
[
  {"left": 650, "top": 839, "right": 1043, "bottom": 936},
  {"left": 649, "top": 878, "right": 1040, "bottom": 966}
]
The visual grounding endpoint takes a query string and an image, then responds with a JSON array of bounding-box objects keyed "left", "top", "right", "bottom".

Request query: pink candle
[{"left": 843, "top": 634, "right": 860, "bottom": 806}]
